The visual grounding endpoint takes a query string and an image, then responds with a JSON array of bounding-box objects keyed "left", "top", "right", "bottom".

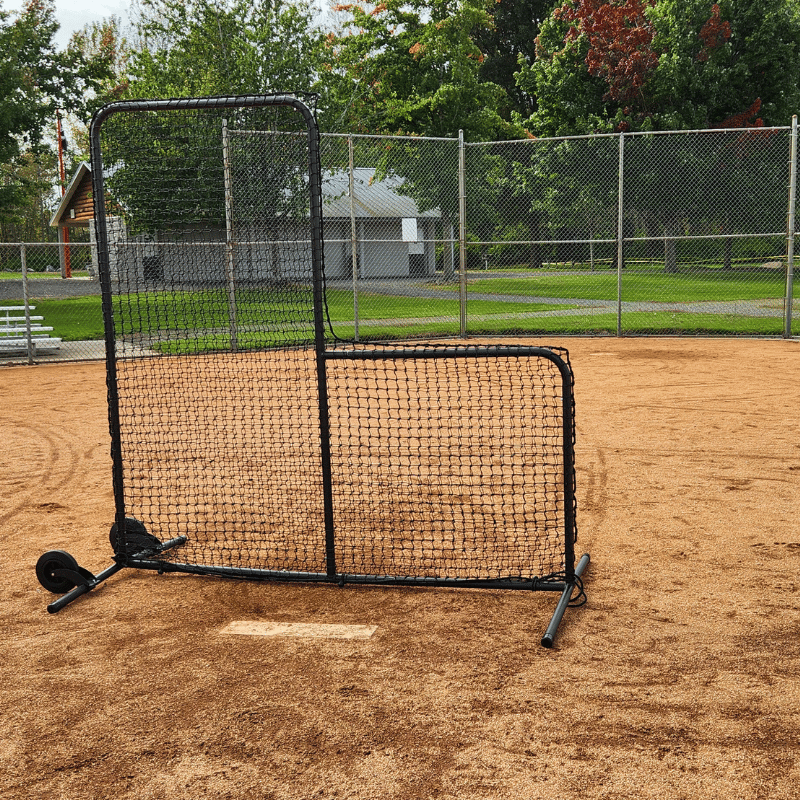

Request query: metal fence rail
[{"left": 2, "top": 121, "right": 798, "bottom": 365}]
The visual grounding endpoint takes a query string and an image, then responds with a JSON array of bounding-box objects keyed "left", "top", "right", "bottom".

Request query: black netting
[
  {"left": 325, "top": 343, "right": 575, "bottom": 581},
  {"left": 92, "top": 97, "right": 577, "bottom": 584}
]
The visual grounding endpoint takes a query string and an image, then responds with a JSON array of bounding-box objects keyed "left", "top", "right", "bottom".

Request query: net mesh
[
  {"left": 326, "top": 343, "right": 574, "bottom": 580},
  {"left": 99, "top": 102, "right": 319, "bottom": 357},
  {"left": 94, "top": 97, "right": 576, "bottom": 582},
  {"left": 115, "top": 349, "right": 325, "bottom": 571}
]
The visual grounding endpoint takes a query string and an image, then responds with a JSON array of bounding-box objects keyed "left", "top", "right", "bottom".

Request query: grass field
[
  {"left": 24, "top": 290, "right": 575, "bottom": 343},
  {"left": 6, "top": 266, "right": 797, "bottom": 349},
  {"left": 452, "top": 267, "right": 794, "bottom": 303}
]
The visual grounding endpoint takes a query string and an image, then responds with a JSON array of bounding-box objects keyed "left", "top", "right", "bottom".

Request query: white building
[{"left": 52, "top": 164, "right": 441, "bottom": 284}]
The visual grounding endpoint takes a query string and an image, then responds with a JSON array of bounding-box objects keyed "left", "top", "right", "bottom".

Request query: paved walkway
[{"left": 0, "top": 277, "right": 101, "bottom": 301}]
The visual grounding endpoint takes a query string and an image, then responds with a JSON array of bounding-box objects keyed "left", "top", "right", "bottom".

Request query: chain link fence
[
  {"left": 3, "top": 124, "right": 798, "bottom": 365},
  {"left": 617, "top": 128, "right": 792, "bottom": 335},
  {"left": 319, "top": 132, "right": 462, "bottom": 341},
  {"left": 326, "top": 125, "right": 797, "bottom": 341},
  {"left": 0, "top": 243, "right": 104, "bottom": 364}
]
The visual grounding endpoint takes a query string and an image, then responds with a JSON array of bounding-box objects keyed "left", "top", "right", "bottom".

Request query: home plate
[{"left": 220, "top": 621, "right": 378, "bottom": 639}]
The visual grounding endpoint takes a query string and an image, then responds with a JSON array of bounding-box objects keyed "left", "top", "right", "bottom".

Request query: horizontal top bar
[
  {"left": 324, "top": 125, "right": 791, "bottom": 147},
  {"left": 324, "top": 132, "right": 458, "bottom": 143},
  {"left": 466, "top": 126, "right": 791, "bottom": 147},
  {"left": 91, "top": 93, "right": 318, "bottom": 138},
  {"left": 323, "top": 344, "right": 570, "bottom": 369}
]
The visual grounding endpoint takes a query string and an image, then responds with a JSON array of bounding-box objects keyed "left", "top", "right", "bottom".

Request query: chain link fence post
[
  {"left": 616, "top": 132, "right": 625, "bottom": 337},
  {"left": 221, "top": 118, "right": 239, "bottom": 352},
  {"left": 20, "top": 244, "right": 35, "bottom": 364},
  {"left": 348, "top": 135, "right": 360, "bottom": 341},
  {"left": 458, "top": 129, "right": 467, "bottom": 337},
  {"left": 785, "top": 115, "right": 797, "bottom": 338}
]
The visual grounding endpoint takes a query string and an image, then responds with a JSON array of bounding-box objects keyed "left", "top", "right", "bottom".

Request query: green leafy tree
[
  {"left": 520, "top": 0, "right": 800, "bottom": 136},
  {"left": 0, "top": 0, "right": 119, "bottom": 231},
  {"left": 70, "top": 17, "right": 131, "bottom": 108},
  {"left": 56, "top": 18, "right": 132, "bottom": 169},
  {"left": 472, "top": 0, "right": 558, "bottom": 119},
  {"left": 127, "top": 0, "right": 324, "bottom": 98},
  {"left": 0, "top": 148, "right": 59, "bottom": 243},
  {"left": 647, "top": 0, "right": 800, "bottom": 129},
  {"left": 322, "top": 0, "right": 520, "bottom": 140}
]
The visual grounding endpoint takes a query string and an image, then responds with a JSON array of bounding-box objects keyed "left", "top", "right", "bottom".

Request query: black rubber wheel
[
  {"left": 36, "top": 550, "right": 80, "bottom": 594},
  {"left": 109, "top": 518, "right": 161, "bottom": 554}
]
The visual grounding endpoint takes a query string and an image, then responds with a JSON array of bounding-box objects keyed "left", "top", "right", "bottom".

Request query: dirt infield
[{"left": 2, "top": 337, "right": 799, "bottom": 800}]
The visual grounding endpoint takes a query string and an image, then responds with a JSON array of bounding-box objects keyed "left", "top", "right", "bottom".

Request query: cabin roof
[{"left": 49, "top": 162, "right": 93, "bottom": 228}]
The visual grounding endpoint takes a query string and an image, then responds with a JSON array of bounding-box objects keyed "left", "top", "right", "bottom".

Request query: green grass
[
  {"left": 28, "top": 297, "right": 105, "bottom": 341},
  {"left": 465, "top": 311, "right": 791, "bottom": 337},
  {"left": 16, "top": 283, "right": 798, "bottom": 347},
  {"left": 24, "top": 289, "right": 569, "bottom": 342},
  {"left": 452, "top": 268, "right": 794, "bottom": 303},
  {"left": 305, "top": 310, "right": 793, "bottom": 342},
  {"left": 325, "top": 290, "right": 570, "bottom": 320}
]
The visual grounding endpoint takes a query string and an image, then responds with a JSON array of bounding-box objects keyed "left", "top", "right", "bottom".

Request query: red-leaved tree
[
  {"left": 556, "top": 0, "right": 658, "bottom": 109},
  {"left": 697, "top": 3, "right": 731, "bottom": 62}
]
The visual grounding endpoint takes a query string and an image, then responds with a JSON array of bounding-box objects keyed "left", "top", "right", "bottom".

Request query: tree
[
  {"left": 472, "top": 0, "right": 557, "bottom": 120},
  {"left": 321, "top": 0, "right": 520, "bottom": 140},
  {"left": 559, "top": 0, "right": 658, "bottom": 120},
  {"left": 648, "top": 0, "right": 800, "bottom": 128},
  {"left": 126, "top": 0, "right": 324, "bottom": 99},
  {"left": 69, "top": 17, "right": 131, "bottom": 109},
  {"left": 515, "top": 4, "right": 609, "bottom": 136},
  {"left": 513, "top": 0, "right": 800, "bottom": 275},
  {"left": 0, "top": 148, "right": 59, "bottom": 242},
  {"left": 0, "top": 0, "right": 120, "bottom": 230},
  {"left": 519, "top": 0, "right": 800, "bottom": 136}
]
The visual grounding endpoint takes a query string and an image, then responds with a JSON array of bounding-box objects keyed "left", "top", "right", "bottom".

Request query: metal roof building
[
  {"left": 322, "top": 168, "right": 440, "bottom": 279},
  {"left": 51, "top": 163, "right": 443, "bottom": 282}
]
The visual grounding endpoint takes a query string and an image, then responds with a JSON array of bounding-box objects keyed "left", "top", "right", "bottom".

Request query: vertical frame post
[
  {"left": 558, "top": 354, "right": 576, "bottom": 581},
  {"left": 348, "top": 135, "right": 360, "bottom": 341},
  {"left": 458, "top": 130, "right": 467, "bottom": 336},
  {"left": 221, "top": 119, "right": 239, "bottom": 352},
  {"left": 617, "top": 132, "right": 624, "bottom": 337},
  {"left": 89, "top": 104, "right": 127, "bottom": 536},
  {"left": 785, "top": 115, "right": 797, "bottom": 339},
  {"left": 304, "top": 109, "right": 338, "bottom": 580}
]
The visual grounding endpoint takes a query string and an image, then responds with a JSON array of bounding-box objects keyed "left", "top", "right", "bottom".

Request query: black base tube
[
  {"left": 46, "top": 535, "right": 188, "bottom": 613},
  {"left": 540, "top": 553, "right": 591, "bottom": 648}
]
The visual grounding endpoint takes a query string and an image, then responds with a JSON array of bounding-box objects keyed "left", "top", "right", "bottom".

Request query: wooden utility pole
[{"left": 56, "top": 110, "right": 71, "bottom": 278}]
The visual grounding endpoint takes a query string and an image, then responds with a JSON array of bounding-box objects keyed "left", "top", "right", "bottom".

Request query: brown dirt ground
[{"left": 2, "top": 337, "right": 799, "bottom": 800}]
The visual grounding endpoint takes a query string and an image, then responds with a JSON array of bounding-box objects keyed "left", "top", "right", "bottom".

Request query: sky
[{"left": 3, "top": 0, "right": 131, "bottom": 49}]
